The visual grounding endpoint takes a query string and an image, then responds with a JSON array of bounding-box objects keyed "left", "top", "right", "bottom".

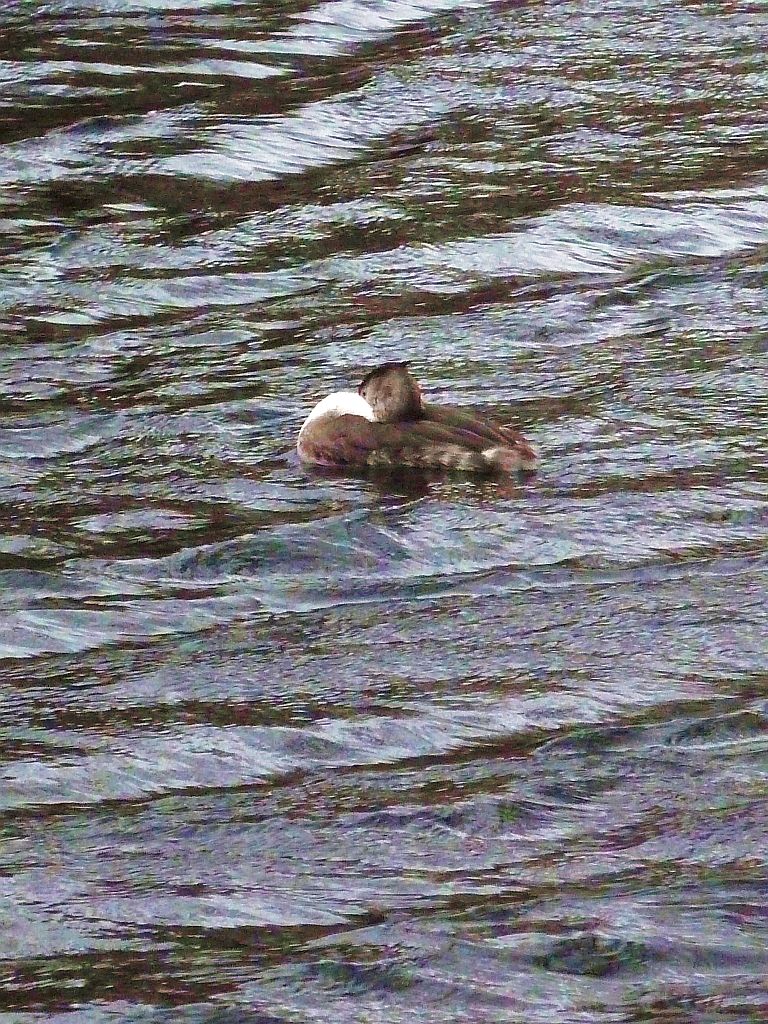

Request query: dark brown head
[{"left": 357, "top": 362, "right": 423, "bottom": 423}]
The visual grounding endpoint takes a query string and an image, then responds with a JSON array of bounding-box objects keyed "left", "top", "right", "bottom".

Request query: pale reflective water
[{"left": 2, "top": 0, "right": 768, "bottom": 1021}]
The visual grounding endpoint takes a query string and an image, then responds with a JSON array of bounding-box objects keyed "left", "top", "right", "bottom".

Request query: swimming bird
[{"left": 297, "top": 362, "right": 538, "bottom": 474}]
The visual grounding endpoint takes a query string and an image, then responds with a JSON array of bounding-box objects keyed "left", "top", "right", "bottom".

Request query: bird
[{"left": 297, "top": 362, "right": 538, "bottom": 474}]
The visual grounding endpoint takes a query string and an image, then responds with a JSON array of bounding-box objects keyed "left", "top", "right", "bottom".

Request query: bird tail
[{"left": 480, "top": 444, "right": 539, "bottom": 473}]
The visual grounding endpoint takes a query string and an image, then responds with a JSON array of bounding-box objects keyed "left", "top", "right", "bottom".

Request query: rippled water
[{"left": 2, "top": 0, "right": 768, "bottom": 1020}]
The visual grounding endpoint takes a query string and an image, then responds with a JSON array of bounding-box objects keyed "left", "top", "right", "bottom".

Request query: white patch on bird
[
  {"left": 483, "top": 446, "right": 527, "bottom": 471},
  {"left": 298, "top": 391, "right": 376, "bottom": 435}
]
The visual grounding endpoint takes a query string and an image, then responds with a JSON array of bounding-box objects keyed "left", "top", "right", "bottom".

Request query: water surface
[{"left": 2, "top": 0, "right": 768, "bottom": 1021}]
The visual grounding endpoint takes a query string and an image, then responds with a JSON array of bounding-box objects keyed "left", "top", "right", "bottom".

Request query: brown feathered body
[{"left": 297, "top": 363, "right": 538, "bottom": 474}]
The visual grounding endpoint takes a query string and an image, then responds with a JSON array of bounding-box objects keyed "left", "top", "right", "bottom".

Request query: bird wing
[{"left": 421, "top": 403, "right": 531, "bottom": 447}]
